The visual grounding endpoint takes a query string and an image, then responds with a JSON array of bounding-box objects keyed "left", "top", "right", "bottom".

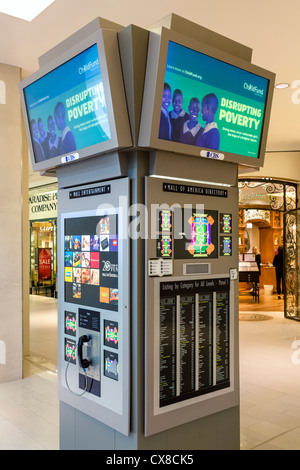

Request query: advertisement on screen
[
  {"left": 159, "top": 41, "right": 269, "bottom": 159},
  {"left": 24, "top": 44, "right": 111, "bottom": 164}
]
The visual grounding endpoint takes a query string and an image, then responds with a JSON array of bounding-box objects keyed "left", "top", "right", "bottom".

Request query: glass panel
[
  {"left": 285, "top": 185, "right": 297, "bottom": 212},
  {"left": 284, "top": 210, "right": 300, "bottom": 321}
]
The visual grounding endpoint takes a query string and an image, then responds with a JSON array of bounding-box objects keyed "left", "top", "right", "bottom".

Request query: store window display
[{"left": 29, "top": 183, "right": 58, "bottom": 297}]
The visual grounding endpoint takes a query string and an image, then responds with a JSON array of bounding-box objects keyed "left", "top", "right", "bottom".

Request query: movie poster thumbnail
[
  {"left": 158, "top": 210, "right": 173, "bottom": 233},
  {"left": 156, "top": 234, "right": 173, "bottom": 258},
  {"left": 65, "top": 311, "right": 76, "bottom": 336},
  {"left": 220, "top": 213, "right": 232, "bottom": 234},
  {"left": 220, "top": 236, "right": 232, "bottom": 256},
  {"left": 65, "top": 338, "right": 76, "bottom": 364},
  {"left": 104, "top": 350, "right": 119, "bottom": 381},
  {"left": 104, "top": 320, "right": 119, "bottom": 349}
]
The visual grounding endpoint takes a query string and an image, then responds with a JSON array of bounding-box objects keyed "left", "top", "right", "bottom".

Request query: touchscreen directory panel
[{"left": 64, "top": 214, "right": 118, "bottom": 312}]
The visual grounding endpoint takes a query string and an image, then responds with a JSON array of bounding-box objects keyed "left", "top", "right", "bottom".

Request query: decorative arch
[{"left": 239, "top": 179, "right": 299, "bottom": 320}]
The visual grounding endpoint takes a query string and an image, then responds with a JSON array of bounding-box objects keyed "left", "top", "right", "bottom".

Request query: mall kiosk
[{"left": 19, "top": 15, "right": 275, "bottom": 450}]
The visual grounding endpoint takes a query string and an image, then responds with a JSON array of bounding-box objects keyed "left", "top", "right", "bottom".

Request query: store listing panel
[{"left": 159, "top": 278, "right": 230, "bottom": 407}]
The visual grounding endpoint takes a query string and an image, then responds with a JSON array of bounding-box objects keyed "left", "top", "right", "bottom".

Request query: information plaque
[{"left": 159, "top": 277, "right": 230, "bottom": 408}]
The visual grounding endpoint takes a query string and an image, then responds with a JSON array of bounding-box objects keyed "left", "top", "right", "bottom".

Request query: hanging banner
[{"left": 38, "top": 248, "right": 52, "bottom": 280}]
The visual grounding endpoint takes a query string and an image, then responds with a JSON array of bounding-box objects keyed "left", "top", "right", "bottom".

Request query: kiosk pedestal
[
  {"left": 57, "top": 151, "right": 240, "bottom": 450},
  {"left": 19, "top": 13, "right": 275, "bottom": 451}
]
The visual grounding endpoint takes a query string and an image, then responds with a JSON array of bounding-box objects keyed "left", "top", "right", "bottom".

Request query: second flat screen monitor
[
  {"left": 139, "top": 28, "right": 275, "bottom": 168},
  {"left": 159, "top": 41, "right": 269, "bottom": 159}
]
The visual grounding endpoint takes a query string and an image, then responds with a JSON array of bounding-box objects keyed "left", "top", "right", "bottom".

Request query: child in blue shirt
[
  {"left": 158, "top": 83, "right": 172, "bottom": 140},
  {"left": 169, "top": 89, "right": 189, "bottom": 142},
  {"left": 196, "top": 93, "right": 220, "bottom": 150},
  {"left": 179, "top": 97, "right": 203, "bottom": 146}
]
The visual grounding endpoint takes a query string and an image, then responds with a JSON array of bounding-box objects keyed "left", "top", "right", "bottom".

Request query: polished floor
[
  {"left": 0, "top": 291, "right": 300, "bottom": 449},
  {"left": 0, "top": 295, "right": 58, "bottom": 450},
  {"left": 239, "top": 291, "right": 300, "bottom": 450}
]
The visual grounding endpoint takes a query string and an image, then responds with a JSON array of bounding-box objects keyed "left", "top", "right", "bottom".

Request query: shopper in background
[
  {"left": 253, "top": 246, "right": 261, "bottom": 276},
  {"left": 249, "top": 246, "right": 261, "bottom": 295},
  {"left": 273, "top": 245, "right": 284, "bottom": 299}
]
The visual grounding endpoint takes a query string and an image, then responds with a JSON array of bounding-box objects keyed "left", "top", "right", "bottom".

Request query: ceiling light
[
  {"left": 0, "top": 0, "right": 55, "bottom": 21},
  {"left": 274, "top": 83, "right": 290, "bottom": 89}
]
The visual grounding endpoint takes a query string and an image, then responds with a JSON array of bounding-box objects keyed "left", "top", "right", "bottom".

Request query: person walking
[{"left": 273, "top": 245, "right": 284, "bottom": 299}]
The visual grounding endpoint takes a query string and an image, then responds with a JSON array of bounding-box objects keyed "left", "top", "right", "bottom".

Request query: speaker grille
[{"left": 184, "top": 263, "right": 210, "bottom": 275}]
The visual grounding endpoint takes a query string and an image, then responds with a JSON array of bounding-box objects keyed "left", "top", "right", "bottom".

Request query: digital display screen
[
  {"left": 220, "top": 236, "right": 232, "bottom": 256},
  {"left": 156, "top": 208, "right": 218, "bottom": 259},
  {"left": 65, "top": 338, "right": 76, "bottom": 364},
  {"left": 24, "top": 44, "right": 111, "bottom": 164},
  {"left": 65, "top": 311, "right": 76, "bottom": 337},
  {"left": 104, "top": 320, "right": 119, "bottom": 349},
  {"left": 174, "top": 208, "right": 218, "bottom": 259},
  {"left": 159, "top": 41, "right": 269, "bottom": 159},
  {"left": 104, "top": 350, "right": 119, "bottom": 381},
  {"left": 220, "top": 213, "right": 232, "bottom": 234},
  {"left": 64, "top": 215, "right": 118, "bottom": 311},
  {"left": 156, "top": 210, "right": 173, "bottom": 258}
]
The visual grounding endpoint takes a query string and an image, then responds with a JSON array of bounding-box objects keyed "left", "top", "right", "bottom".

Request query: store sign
[
  {"left": 29, "top": 187, "right": 57, "bottom": 220},
  {"left": 38, "top": 248, "right": 51, "bottom": 281}
]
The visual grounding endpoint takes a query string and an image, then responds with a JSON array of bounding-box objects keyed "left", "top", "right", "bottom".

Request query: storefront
[
  {"left": 29, "top": 183, "right": 58, "bottom": 297},
  {"left": 238, "top": 178, "right": 298, "bottom": 318}
]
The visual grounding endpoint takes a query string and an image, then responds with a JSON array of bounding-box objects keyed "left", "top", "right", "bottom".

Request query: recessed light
[
  {"left": 0, "top": 0, "right": 55, "bottom": 21},
  {"left": 274, "top": 83, "right": 290, "bottom": 89}
]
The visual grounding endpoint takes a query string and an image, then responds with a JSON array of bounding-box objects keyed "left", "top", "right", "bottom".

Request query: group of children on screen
[
  {"left": 159, "top": 83, "right": 220, "bottom": 150},
  {"left": 30, "top": 101, "right": 76, "bottom": 163}
]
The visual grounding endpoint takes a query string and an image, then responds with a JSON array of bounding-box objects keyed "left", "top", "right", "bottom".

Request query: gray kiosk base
[{"left": 58, "top": 152, "right": 240, "bottom": 451}]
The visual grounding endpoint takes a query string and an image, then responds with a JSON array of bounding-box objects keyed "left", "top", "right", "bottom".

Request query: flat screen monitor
[
  {"left": 139, "top": 28, "right": 275, "bottom": 168},
  {"left": 19, "top": 29, "right": 132, "bottom": 172}
]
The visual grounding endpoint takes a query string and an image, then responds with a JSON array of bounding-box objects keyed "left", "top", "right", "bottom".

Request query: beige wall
[
  {"left": 239, "top": 151, "right": 300, "bottom": 183},
  {"left": 0, "top": 63, "right": 27, "bottom": 382}
]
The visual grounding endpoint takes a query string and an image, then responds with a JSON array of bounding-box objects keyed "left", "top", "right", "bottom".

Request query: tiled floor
[
  {"left": 239, "top": 291, "right": 300, "bottom": 450},
  {"left": 0, "top": 295, "right": 59, "bottom": 450},
  {"left": 0, "top": 361, "right": 59, "bottom": 450},
  {"left": 0, "top": 292, "right": 300, "bottom": 449}
]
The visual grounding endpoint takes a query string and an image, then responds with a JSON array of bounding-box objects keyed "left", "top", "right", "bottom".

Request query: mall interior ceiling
[{"left": 0, "top": 0, "right": 299, "bottom": 185}]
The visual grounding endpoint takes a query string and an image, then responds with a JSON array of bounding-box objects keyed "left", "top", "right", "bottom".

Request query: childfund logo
[
  {"left": 244, "top": 82, "right": 264, "bottom": 97},
  {"left": 78, "top": 58, "right": 100, "bottom": 75}
]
